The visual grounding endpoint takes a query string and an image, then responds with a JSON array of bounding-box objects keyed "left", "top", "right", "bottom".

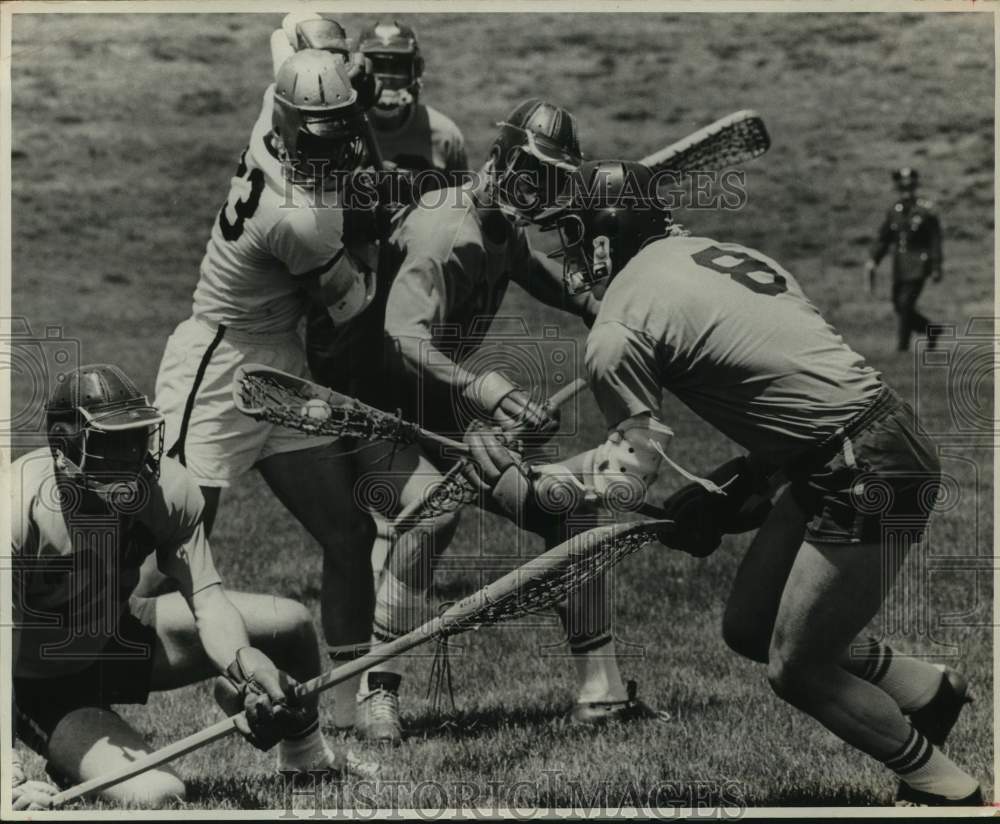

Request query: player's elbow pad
[
  {"left": 588, "top": 416, "right": 673, "bottom": 511},
  {"left": 318, "top": 251, "right": 376, "bottom": 325}
]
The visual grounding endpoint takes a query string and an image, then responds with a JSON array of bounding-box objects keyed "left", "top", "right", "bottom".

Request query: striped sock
[
  {"left": 374, "top": 570, "right": 428, "bottom": 640},
  {"left": 328, "top": 643, "right": 369, "bottom": 729},
  {"left": 885, "top": 727, "right": 979, "bottom": 800},
  {"left": 852, "top": 638, "right": 943, "bottom": 712}
]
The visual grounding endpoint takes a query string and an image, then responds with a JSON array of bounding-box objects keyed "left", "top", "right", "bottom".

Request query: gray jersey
[{"left": 586, "top": 235, "right": 883, "bottom": 464}]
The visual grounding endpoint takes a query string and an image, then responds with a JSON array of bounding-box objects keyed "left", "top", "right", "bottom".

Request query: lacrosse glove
[
  {"left": 462, "top": 423, "right": 586, "bottom": 533},
  {"left": 659, "top": 456, "right": 773, "bottom": 557},
  {"left": 214, "top": 647, "right": 318, "bottom": 751},
  {"left": 462, "top": 372, "right": 560, "bottom": 443}
]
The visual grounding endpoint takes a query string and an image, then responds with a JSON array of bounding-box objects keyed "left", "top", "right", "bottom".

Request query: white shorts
[{"left": 155, "top": 317, "right": 334, "bottom": 487}]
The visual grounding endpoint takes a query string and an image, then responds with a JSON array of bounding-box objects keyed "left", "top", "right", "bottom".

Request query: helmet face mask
[
  {"left": 488, "top": 100, "right": 583, "bottom": 224},
  {"left": 54, "top": 420, "right": 164, "bottom": 497},
  {"left": 359, "top": 21, "right": 424, "bottom": 127},
  {"left": 46, "top": 364, "right": 166, "bottom": 504},
  {"left": 540, "top": 160, "right": 672, "bottom": 297},
  {"left": 493, "top": 140, "right": 575, "bottom": 224}
]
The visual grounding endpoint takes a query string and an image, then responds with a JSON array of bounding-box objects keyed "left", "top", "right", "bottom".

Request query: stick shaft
[
  {"left": 51, "top": 718, "right": 240, "bottom": 806},
  {"left": 51, "top": 619, "right": 447, "bottom": 807},
  {"left": 54, "top": 613, "right": 453, "bottom": 806},
  {"left": 544, "top": 377, "right": 587, "bottom": 412},
  {"left": 388, "top": 377, "right": 588, "bottom": 533},
  {"left": 417, "top": 427, "right": 470, "bottom": 455}
]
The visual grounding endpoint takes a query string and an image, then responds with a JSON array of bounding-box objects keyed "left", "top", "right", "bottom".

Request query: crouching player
[
  {"left": 308, "top": 100, "right": 665, "bottom": 742},
  {"left": 11, "top": 365, "right": 375, "bottom": 808},
  {"left": 463, "top": 160, "right": 982, "bottom": 806}
]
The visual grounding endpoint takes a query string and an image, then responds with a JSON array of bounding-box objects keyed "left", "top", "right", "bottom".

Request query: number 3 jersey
[
  {"left": 191, "top": 86, "right": 346, "bottom": 335},
  {"left": 586, "top": 235, "right": 883, "bottom": 465}
]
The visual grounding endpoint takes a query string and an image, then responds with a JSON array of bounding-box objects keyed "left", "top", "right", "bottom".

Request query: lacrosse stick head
[
  {"left": 232, "top": 363, "right": 417, "bottom": 444},
  {"left": 437, "top": 519, "right": 673, "bottom": 637}
]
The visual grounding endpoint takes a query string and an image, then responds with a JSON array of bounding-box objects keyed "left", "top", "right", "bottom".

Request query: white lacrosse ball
[{"left": 301, "top": 398, "right": 332, "bottom": 421}]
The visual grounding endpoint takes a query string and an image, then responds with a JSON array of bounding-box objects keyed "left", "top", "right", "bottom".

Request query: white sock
[
  {"left": 886, "top": 728, "right": 979, "bottom": 799},
  {"left": 357, "top": 571, "right": 429, "bottom": 696},
  {"left": 374, "top": 570, "right": 427, "bottom": 638},
  {"left": 277, "top": 727, "right": 331, "bottom": 772},
  {"left": 572, "top": 640, "right": 627, "bottom": 703},
  {"left": 855, "top": 639, "right": 944, "bottom": 711}
]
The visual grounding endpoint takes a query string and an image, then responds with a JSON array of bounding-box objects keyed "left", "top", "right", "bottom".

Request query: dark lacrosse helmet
[
  {"left": 538, "top": 159, "right": 672, "bottom": 296},
  {"left": 358, "top": 20, "right": 424, "bottom": 127},
  {"left": 46, "top": 364, "right": 165, "bottom": 500},
  {"left": 488, "top": 98, "right": 583, "bottom": 223}
]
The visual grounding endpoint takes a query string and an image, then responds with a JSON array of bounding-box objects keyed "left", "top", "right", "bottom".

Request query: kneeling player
[
  {"left": 464, "top": 160, "right": 981, "bottom": 806},
  {"left": 11, "top": 365, "right": 375, "bottom": 808}
]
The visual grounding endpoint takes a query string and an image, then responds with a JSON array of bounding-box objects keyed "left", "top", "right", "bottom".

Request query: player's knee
[
  {"left": 48, "top": 708, "right": 187, "bottom": 806},
  {"left": 721, "top": 608, "right": 768, "bottom": 663},
  {"left": 272, "top": 597, "right": 317, "bottom": 643},
  {"left": 765, "top": 647, "right": 818, "bottom": 704}
]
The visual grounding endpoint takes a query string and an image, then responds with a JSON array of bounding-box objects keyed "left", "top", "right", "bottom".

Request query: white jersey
[{"left": 190, "top": 86, "right": 346, "bottom": 334}]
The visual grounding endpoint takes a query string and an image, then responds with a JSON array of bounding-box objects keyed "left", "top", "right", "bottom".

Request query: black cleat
[
  {"left": 895, "top": 783, "right": 983, "bottom": 807},
  {"left": 906, "top": 667, "right": 972, "bottom": 746},
  {"left": 568, "top": 680, "right": 672, "bottom": 726}
]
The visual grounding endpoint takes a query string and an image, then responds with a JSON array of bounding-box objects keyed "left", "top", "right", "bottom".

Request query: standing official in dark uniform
[{"left": 865, "top": 167, "right": 944, "bottom": 351}]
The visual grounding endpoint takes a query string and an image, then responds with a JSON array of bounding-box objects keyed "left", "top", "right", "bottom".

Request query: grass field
[{"left": 8, "top": 9, "right": 995, "bottom": 812}]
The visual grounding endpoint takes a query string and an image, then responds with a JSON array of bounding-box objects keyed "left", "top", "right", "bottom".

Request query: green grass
[{"left": 9, "top": 10, "right": 994, "bottom": 812}]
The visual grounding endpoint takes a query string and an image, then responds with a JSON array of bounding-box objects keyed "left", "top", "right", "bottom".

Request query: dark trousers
[{"left": 891, "top": 278, "right": 930, "bottom": 351}]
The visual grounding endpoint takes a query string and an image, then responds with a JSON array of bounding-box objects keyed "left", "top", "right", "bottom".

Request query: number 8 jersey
[
  {"left": 585, "top": 235, "right": 883, "bottom": 465},
  {"left": 191, "top": 86, "right": 346, "bottom": 335}
]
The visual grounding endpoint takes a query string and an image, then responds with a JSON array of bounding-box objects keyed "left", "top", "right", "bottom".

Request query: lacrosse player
[
  {"left": 11, "top": 365, "right": 375, "bottom": 809},
  {"left": 273, "top": 9, "right": 469, "bottom": 586},
  {"left": 464, "top": 159, "right": 981, "bottom": 806},
  {"left": 144, "top": 48, "right": 385, "bottom": 730},
  {"left": 357, "top": 19, "right": 468, "bottom": 178},
  {"left": 307, "top": 100, "right": 665, "bottom": 744}
]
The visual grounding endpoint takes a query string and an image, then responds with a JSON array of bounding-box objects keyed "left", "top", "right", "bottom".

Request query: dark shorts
[
  {"left": 14, "top": 597, "right": 159, "bottom": 757},
  {"left": 789, "top": 387, "right": 942, "bottom": 544}
]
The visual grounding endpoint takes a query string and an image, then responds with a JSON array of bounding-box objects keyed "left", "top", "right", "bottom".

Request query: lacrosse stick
[
  {"left": 233, "top": 363, "right": 470, "bottom": 456},
  {"left": 388, "top": 377, "right": 589, "bottom": 535},
  {"left": 641, "top": 109, "right": 770, "bottom": 174},
  {"left": 50, "top": 518, "right": 672, "bottom": 806}
]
